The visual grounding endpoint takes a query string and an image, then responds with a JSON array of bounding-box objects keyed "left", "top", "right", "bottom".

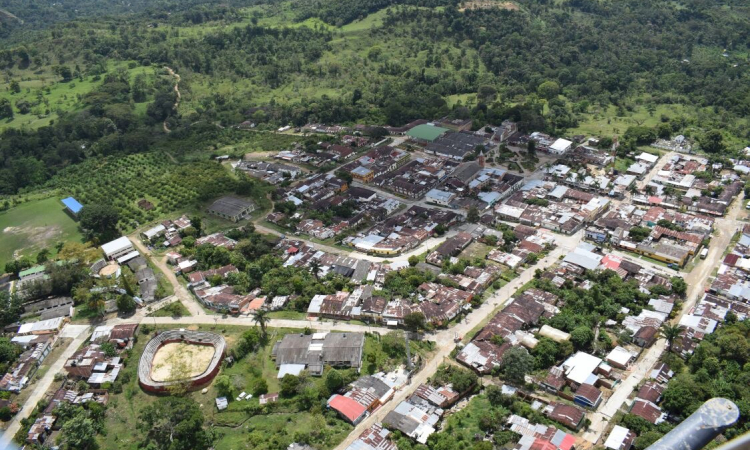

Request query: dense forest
[{"left": 0, "top": 0, "right": 747, "bottom": 195}]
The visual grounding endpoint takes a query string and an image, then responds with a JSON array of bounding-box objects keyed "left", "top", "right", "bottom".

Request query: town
[{"left": 0, "top": 117, "right": 748, "bottom": 450}]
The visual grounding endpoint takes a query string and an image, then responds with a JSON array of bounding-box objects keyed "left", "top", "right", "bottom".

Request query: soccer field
[{"left": 0, "top": 197, "right": 85, "bottom": 269}]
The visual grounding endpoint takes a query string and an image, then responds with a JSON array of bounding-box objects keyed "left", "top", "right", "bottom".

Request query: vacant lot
[{"left": 0, "top": 197, "right": 84, "bottom": 268}]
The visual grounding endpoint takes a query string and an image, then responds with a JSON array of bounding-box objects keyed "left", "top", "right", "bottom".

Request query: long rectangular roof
[{"left": 101, "top": 236, "right": 133, "bottom": 256}]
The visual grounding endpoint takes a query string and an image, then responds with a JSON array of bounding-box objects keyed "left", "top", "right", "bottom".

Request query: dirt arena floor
[{"left": 150, "top": 342, "right": 215, "bottom": 382}]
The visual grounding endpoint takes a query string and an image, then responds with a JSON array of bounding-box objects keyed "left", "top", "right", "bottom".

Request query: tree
[
  {"left": 408, "top": 255, "right": 419, "bottom": 267},
  {"left": 310, "top": 260, "right": 321, "bottom": 281},
  {"left": 100, "top": 342, "right": 116, "bottom": 357},
  {"left": 0, "top": 99, "right": 13, "bottom": 120},
  {"left": 467, "top": 207, "right": 480, "bottom": 223},
  {"left": 79, "top": 204, "right": 120, "bottom": 242},
  {"left": 571, "top": 326, "right": 594, "bottom": 349},
  {"left": 532, "top": 338, "right": 559, "bottom": 369},
  {"left": 214, "top": 375, "right": 233, "bottom": 397},
  {"left": 138, "top": 397, "right": 211, "bottom": 450},
  {"left": 660, "top": 324, "right": 682, "bottom": 353},
  {"left": 59, "top": 414, "right": 98, "bottom": 450},
  {"left": 537, "top": 80, "right": 560, "bottom": 100},
  {"left": 500, "top": 346, "right": 535, "bottom": 383},
  {"left": 325, "top": 369, "right": 344, "bottom": 394},
  {"left": 116, "top": 294, "right": 137, "bottom": 314},
  {"left": 635, "top": 431, "right": 663, "bottom": 450},
  {"left": 670, "top": 277, "right": 687, "bottom": 297},
  {"left": 251, "top": 309, "right": 269, "bottom": 339},
  {"left": 404, "top": 312, "right": 426, "bottom": 332},
  {"left": 628, "top": 226, "right": 651, "bottom": 242},
  {"left": 253, "top": 378, "right": 268, "bottom": 396},
  {"left": 280, "top": 374, "right": 300, "bottom": 397},
  {"left": 698, "top": 130, "right": 725, "bottom": 153}
]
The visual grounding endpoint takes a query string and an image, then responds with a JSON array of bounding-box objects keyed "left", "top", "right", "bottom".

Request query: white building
[
  {"left": 549, "top": 138, "right": 573, "bottom": 155},
  {"left": 425, "top": 189, "right": 456, "bottom": 206},
  {"left": 101, "top": 237, "right": 135, "bottom": 261}
]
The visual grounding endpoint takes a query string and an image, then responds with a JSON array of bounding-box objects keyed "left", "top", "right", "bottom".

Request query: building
[
  {"left": 549, "top": 138, "right": 573, "bottom": 155},
  {"left": 604, "top": 426, "right": 636, "bottom": 450},
  {"left": 207, "top": 196, "right": 256, "bottom": 222},
  {"left": 425, "top": 131, "right": 486, "bottom": 160},
  {"left": 101, "top": 236, "right": 135, "bottom": 261},
  {"left": 425, "top": 189, "right": 456, "bottom": 207},
  {"left": 61, "top": 197, "right": 83, "bottom": 216},
  {"left": 346, "top": 423, "right": 397, "bottom": 450},
  {"left": 406, "top": 124, "right": 449, "bottom": 143},
  {"left": 544, "top": 403, "right": 585, "bottom": 430},
  {"left": 574, "top": 383, "right": 603, "bottom": 408},
  {"left": 273, "top": 332, "right": 365, "bottom": 376},
  {"left": 605, "top": 346, "right": 636, "bottom": 370}
]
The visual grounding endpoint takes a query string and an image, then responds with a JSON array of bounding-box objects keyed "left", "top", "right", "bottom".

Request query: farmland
[{"left": 44, "top": 152, "right": 238, "bottom": 233}]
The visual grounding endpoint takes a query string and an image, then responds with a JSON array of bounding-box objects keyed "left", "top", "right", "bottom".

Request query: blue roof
[{"left": 61, "top": 197, "right": 83, "bottom": 214}]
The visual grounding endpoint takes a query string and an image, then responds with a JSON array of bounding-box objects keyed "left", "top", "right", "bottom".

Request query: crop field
[
  {"left": 45, "top": 152, "right": 237, "bottom": 233},
  {"left": 0, "top": 196, "right": 84, "bottom": 268}
]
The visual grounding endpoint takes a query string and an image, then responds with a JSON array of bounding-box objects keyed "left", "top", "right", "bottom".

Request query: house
[
  {"left": 328, "top": 394, "right": 369, "bottom": 424},
  {"left": 259, "top": 393, "right": 279, "bottom": 405},
  {"left": 346, "top": 423, "right": 397, "bottom": 450},
  {"left": 605, "top": 346, "right": 636, "bottom": 370},
  {"left": 633, "top": 326, "right": 658, "bottom": 348},
  {"left": 630, "top": 399, "right": 665, "bottom": 424},
  {"left": 207, "top": 196, "right": 256, "bottom": 222},
  {"left": 101, "top": 236, "right": 135, "bottom": 261},
  {"left": 561, "top": 352, "right": 602, "bottom": 388},
  {"left": 273, "top": 332, "right": 365, "bottom": 376},
  {"left": 27, "top": 415, "right": 55, "bottom": 444},
  {"left": 142, "top": 224, "right": 166, "bottom": 241},
  {"left": 604, "top": 426, "right": 636, "bottom": 450},
  {"left": 544, "top": 403, "right": 585, "bottom": 430},
  {"left": 574, "top": 383, "right": 603, "bottom": 408},
  {"left": 636, "top": 381, "right": 665, "bottom": 404},
  {"left": 383, "top": 397, "right": 442, "bottom": 444},
  {"left": 61, "top": 197, "right": 83, "bottom": 216}
]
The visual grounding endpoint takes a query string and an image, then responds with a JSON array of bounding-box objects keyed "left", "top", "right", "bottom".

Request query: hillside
[{"left": 0, "top": 0, "right": 747, "bottom": 197}]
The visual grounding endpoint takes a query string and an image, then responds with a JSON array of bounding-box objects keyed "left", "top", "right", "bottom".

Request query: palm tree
[
  {"left": 252, "top": 308, "right": 270, "bottom": 339},
  {"left": 660, "top": 324, "right": 682, "bottom": 353},
  {"left": 310, "top": 260, "right": 321, "bottom": 281}
]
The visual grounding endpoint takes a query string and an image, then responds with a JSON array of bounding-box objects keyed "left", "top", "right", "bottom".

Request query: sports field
[{"left": 0, "top": 197, "right": 84, "bottom": 269}]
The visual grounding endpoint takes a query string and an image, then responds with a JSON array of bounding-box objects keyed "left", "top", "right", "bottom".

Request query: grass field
[
  {"left": 148, "top": 300, "right": 191, "bottom": 318},
  {"left": 0, "top": 61, "right": 157, "bottom": 131},
  {"left": 0, "top": 197, "right": 85, "bottom": 268}
]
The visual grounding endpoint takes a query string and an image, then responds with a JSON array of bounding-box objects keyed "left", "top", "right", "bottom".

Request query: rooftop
[{"left": 406, "top": 124, "right": 450, "bottom": 142}]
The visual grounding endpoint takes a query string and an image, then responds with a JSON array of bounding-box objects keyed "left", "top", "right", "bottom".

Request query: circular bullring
[{"left": 138, "top": 330, "right": 226, "bottom": 393}]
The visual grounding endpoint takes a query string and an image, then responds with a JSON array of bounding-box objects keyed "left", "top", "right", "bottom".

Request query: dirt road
[{"left": 162, "top": 67, "right": 181, "bottom": 133}]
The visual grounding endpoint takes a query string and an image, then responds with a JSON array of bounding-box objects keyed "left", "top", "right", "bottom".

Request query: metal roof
[{"left": 61, "top": 197, "right": 83, "bottom": 213}]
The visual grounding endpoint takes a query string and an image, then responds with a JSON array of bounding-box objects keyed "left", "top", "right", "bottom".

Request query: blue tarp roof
[{"left": 61, "top": 197, "right": 83, "bottom": 213}]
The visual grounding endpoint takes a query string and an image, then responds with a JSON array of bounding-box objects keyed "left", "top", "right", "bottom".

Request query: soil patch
[{"left": 150, "top": 342, "right": 215, "bottom": 382}]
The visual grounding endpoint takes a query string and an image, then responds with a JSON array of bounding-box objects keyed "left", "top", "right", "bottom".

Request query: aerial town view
[{"left": 0, "top": 1, "right": 748, "bottom": 450}]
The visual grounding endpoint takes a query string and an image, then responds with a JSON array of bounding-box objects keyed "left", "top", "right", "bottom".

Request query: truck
[{"left": 700, "top": 248, "right": 709, "bottom": 259}]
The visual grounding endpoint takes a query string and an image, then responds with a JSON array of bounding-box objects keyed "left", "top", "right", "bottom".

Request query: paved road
[
  {"left": 0, "top": 325, "right": 91, "bottom": 449},
  {"left": 581, "top": 183, "right": 745, "bottom": 445},
  {"left": 333, "top": 237, "right": 581, "bottom": 450}
]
